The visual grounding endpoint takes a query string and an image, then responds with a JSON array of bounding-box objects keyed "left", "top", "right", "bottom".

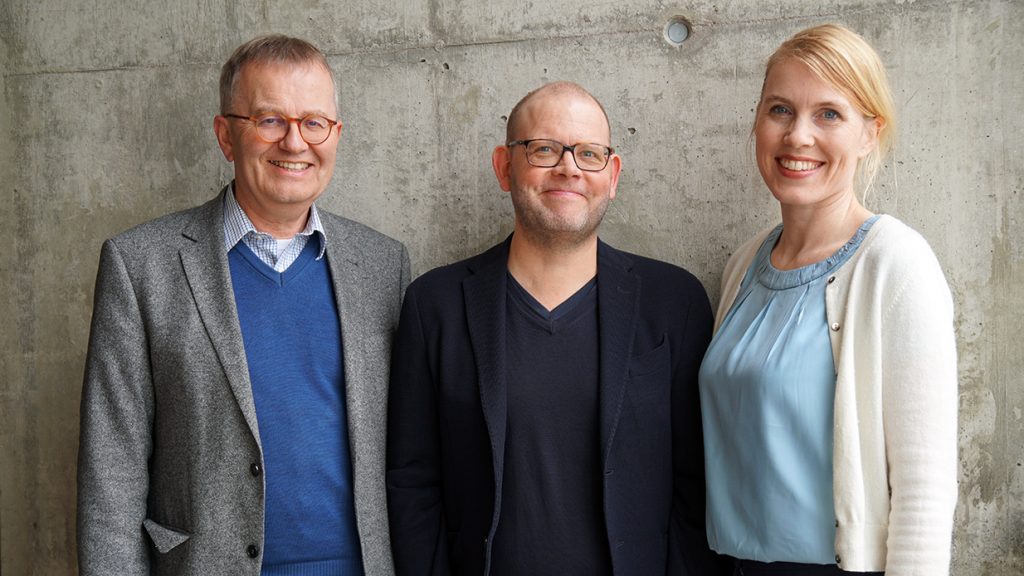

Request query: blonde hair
[{"left": 760, "top": 24, "right": 896, "bottom": 198}]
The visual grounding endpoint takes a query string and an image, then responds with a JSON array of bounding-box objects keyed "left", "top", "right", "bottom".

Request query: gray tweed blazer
[{"left": 77, "top": 188, "right": 408, "bottom": 576}]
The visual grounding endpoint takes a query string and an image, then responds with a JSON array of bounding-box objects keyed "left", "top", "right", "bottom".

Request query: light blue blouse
[{"left": 699, "top": 216, "right": 878, "bottom": 564}]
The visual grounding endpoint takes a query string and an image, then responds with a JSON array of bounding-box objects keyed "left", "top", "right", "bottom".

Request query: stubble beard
[{"left": 510, "top": 184, "right": 610, "bottom": 250}]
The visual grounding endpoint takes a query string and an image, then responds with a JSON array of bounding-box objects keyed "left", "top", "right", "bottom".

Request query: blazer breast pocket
[
  {"left": 628, "top": 335, "right": 670, "bottom": 379},
  {"left": 627, "top": 335, "right": 671, "bottom": 406},
  {"left": 143, "top": 518, "right": 191, "bottom": 554},
  {"left": 625, "top": 335, "right": 672, "bottom": 443}
]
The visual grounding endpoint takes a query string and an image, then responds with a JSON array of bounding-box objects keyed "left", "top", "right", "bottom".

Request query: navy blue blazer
[{"left": 386, "top": 237, "right": 725, "bottom": 576}]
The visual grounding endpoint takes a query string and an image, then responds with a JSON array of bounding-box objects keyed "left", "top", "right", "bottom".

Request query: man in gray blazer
[{"left": 77, "top": 35, "right": 408, "bottom": 575}]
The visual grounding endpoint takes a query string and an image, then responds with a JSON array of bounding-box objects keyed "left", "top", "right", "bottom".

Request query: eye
[
  {"left": 768, "top": 104, "right": 791, "bottom": 116},
  {"left": 256, "top": 115, "right": 286, "bottom": 128},
  {"left": 820, "top": 109, "right": 841, "bottom": 121},
  {"left": 532, "top": 144, "right": 557, "bottom": 154},
  {"left": 303, "top": 116, "right": 329, "bottom": 130}
]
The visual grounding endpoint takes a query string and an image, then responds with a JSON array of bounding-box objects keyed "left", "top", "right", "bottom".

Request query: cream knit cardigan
[{"left": 713, "top": 215, "right": 958, "bottom": 575}]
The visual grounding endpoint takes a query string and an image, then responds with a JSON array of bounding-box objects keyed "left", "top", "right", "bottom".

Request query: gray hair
[{"left": 219, "top": 34, "right": 336, "bottom": 114}]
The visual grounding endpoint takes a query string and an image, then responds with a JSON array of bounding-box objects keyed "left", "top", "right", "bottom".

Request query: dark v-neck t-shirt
[{"left": 490, "top": 273, "right": 612, "bottom": 575}]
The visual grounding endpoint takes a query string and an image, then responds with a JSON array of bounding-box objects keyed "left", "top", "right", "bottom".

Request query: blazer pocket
[
  {"left": 628, "top": 335, "right": 670, "bottom": 378},
  {"left": 143, "top": 518, "right": 191, "bottom": 554}
]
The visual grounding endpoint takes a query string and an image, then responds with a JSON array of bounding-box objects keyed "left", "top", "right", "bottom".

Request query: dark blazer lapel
[
  {"left": 596, "top": 240, "right": 640, "bottom": 464},
  {"left": 462, "top": 239, "right": 511, "bottom": 500},
  {"left": 179, "top": 189, "right": 262, "bottom": 446}
]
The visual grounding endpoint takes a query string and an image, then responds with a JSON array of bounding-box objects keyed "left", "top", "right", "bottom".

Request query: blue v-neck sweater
[{"left": 229, "top": 240, "right": 363, "bottom": 575}]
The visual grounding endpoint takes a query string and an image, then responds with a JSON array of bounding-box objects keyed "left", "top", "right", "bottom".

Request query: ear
[
  {"left": 606, "top": 153, "right": 622, "bottom": 200},
  {"left": 213, "top": 115, "right": 235, "bottom": 162},
  {"left": 492, "top": 145, "right": 513, "bottom": 192},
  {"left": 859, "top": 116, "right": 882, "bottom": 158}
]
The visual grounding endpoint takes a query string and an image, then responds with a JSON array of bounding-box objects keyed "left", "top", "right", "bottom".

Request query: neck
[
  {"left": 773, "top": 195, "right": 873, "bottom": 270},
  {"left": 234, "top": 189, "right": 311, "bottom": 239},
  {"left": 507, "top": 229, "right": 598, "bottom": 311}
]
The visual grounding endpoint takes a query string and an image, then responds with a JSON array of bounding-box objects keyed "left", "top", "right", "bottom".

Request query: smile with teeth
[
  {"left": 779, "top": 158, "right": 823, "bottom": 172},
  {"left": 271, "top": 160, "right": 312, "bottom": 171}
]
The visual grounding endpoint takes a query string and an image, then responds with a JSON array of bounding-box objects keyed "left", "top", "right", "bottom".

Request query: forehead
[
  {"left": 516, "top": 93, "right": 610, "bottom": 142},
  {"left": 762, "top": 58, "right": 854, "bottom": 107},
  {"left": 234, "top": 61, "right": 337, "bottom": 114}
]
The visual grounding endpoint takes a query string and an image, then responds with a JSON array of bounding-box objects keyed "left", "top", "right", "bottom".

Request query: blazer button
[
  {"left": 247, "top": 544, "right": 260, "bottom": 558},
  {"left": 830, "top": 322, "right": 841, "bottom": 331},
  {"left": 250, "top": 462, "right": 262, "bottom": 476}
]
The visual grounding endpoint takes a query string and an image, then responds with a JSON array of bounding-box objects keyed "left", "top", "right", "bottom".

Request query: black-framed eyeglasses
[
  {"left": 507, "top": 139, "right": 614, "bottom": 172},
  {"left": 223, "top": 112, "right": 338, "bottom": 145}
]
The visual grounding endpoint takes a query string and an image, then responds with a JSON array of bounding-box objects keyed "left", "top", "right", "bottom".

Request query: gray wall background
[{"left": 1, "top": 0, "right": 1021, "bottom": 573}]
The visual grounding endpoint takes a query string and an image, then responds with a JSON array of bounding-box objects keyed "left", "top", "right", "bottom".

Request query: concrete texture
[{"left": 1, "top": 0, "right": 1021, "bottom": 573}]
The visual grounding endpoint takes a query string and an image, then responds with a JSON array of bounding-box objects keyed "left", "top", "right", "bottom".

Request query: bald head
[{"left": 505, "top": 81, "right": 611, "bottom": 143}]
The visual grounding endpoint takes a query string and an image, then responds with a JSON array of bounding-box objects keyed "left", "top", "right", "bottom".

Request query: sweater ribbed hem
[{"left": 261, "top": 557, "right": 363, "bottom": 575}]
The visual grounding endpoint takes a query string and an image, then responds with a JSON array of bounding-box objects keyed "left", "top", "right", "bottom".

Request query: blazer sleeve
[
  {"left": 668, "top": 284, "right": 730, "bottom": 575},
  {"left": 386, "top": 285, "right": 451, "bottom": 576},
  {"left": 77, "top": 239, "right": 154, "bottom": 575}
]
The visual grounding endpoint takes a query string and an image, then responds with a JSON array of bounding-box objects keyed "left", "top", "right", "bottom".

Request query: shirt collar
[{"left": 222, "top": 182, "right": 327, "bottom": 259}]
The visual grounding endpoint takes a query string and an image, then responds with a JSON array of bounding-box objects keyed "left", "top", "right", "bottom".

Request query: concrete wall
[{"left": 1, "top": 0, "right": 1021, "bottom": 573}]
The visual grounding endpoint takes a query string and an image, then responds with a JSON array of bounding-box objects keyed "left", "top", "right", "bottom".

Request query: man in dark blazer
[
  {"left": 77, "top": 35, "right": 407, "bottom": 575},
  {"left": 387, "top": 82, "right": 724, "bottom": 575}
]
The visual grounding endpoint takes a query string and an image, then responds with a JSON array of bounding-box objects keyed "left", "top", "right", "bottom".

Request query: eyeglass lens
[
  {"left": 525, "top": 139, "right": 609, "bottom": 171},
  {"left": 254, "top": 114, "right": 333, "bottom": 144}
]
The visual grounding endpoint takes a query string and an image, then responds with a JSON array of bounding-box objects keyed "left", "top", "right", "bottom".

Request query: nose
[
  {"left": 278, "top": 119, "right": 309, "bottom": 152},
  {"left": 551, "top": 146, "right": 582, "bottom": 176},
  {"left": 784, "top": 115, "right": 815, "bottom": 148}
]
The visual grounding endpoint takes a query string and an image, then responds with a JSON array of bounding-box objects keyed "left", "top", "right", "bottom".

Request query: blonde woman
[{"left": 699, "top": 24, "right": 958, "bottom": 575}]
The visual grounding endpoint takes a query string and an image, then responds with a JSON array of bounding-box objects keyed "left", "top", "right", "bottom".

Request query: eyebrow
[
  {"left": 249, "top": 104, "right": 335, "bottom": 118},
  {"left": 761, "top": 94, "right": 851, "bottom": 110}
]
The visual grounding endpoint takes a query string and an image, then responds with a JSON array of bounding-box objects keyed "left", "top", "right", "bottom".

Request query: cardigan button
[
  {"left": 827, "top": 275, "right": 836, "bottom": 284},
  {"left": 830, "top": 322, "right": 841, "bottom": 331},
  {"left": 247, "top": 544, "right": 260, "bottom": 558},
  {"left": 835, "top": 554, "right": 842, "bottom": 564},
  {"left": 250, "top": 462, "right": 262, "bottom": 476}
]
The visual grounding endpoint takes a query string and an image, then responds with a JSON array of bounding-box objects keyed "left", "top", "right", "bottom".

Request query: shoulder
[
  {"left": 318, "top": 209, "right": 410, "bottom": 287},
  {"left": 108, "top": 202, "right": 209, "bottom": 248},
  {"left": 319, "top": 209, "right": 405, "bottom": 253},
  {"left": 839, "top": 215, "right": 953, "bottom": 318},
  {"left": 104, "top": 197, "right": 219, "bottom": 262},
  {"left": 408, "top": 241, "right": 505, "bottom": 294},
  {"left": 723, "top": 225, "right": 776, "bottom": 282},
  {"left": 629, "top": 251, "right": 705, "bottom": 292},
  {"left": 850, "top": 215, "right": 947, "bottom": 283},
  {"left": 601, "top": 241, "right": 710, "bottom": 304},
  {"left": 861, "top": 215, "right": 935, "bottom": 257}
]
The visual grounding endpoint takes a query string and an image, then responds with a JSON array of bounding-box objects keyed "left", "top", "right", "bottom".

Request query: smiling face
[
  {"left": 214, "top": 61, "right": 341, "bottom": 232},
  {"left": 492, "top": 91, "right": 621, "bottom": 247},
  {"left": 754, "top": 57, "right": 879, "bottom": 211}
]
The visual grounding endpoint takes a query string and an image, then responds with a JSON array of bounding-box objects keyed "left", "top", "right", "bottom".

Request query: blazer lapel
[
  {"left": 463, "top": 240, "right": 511, "bottom": 499},
  {"left": 596, "top": 240, "right": 640, "bottom": 464},
  {"left": 179, "top": 189, "right": 262, "bottom": 446},
  {"left": 321, "top": 217, "right": 376, "bottom": 445}
]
